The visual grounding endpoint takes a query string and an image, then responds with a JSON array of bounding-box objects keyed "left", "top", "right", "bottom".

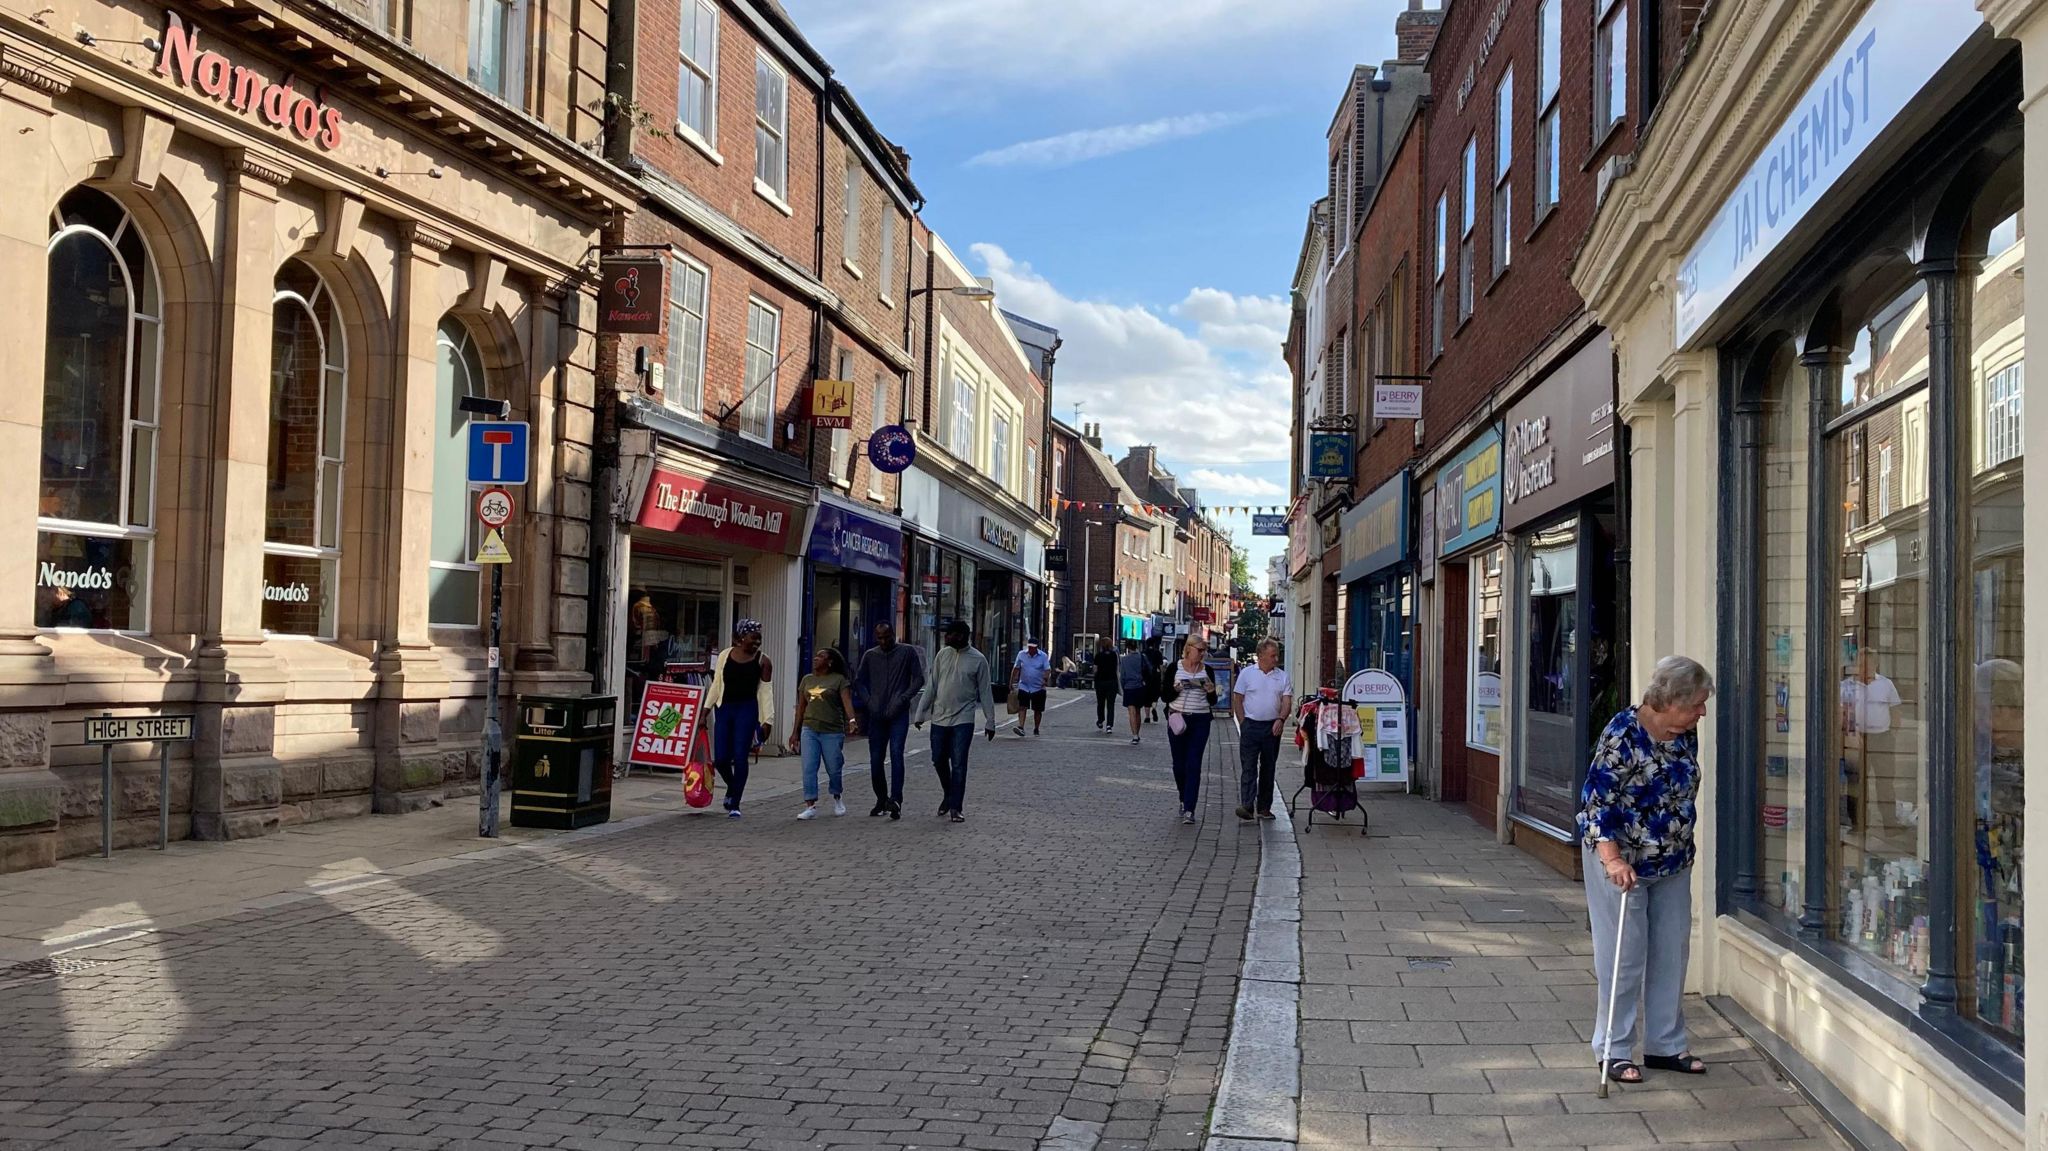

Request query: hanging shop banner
[
  {"left": 868, "top": 424, "right": 917, "bottom": 474},
  {"left": 1044, "top": 546, "right": 1069, "bottom": 572},
  {"left": 1287, "top": 495, "right": 1313, "bottom": 579},
  {"left": 1119, "top": 613, "right": 1145, "bottom": 641},
  {"left": 1307, "top": 433, "right": 1354, "bottom": 481},
  {"left": 629, "top": 682, "right": 706, "bottom": 771},
  {"left": 807, "top": 500, "right": 903, "bottom": 580},
  {"left": 1437, "top": 427, "right": 1502, "bottom": 556},
  {"left": 1341, "top": 668, "right": 1409, "bottom": 784},
  {"left": 636, "top": 465, "right": 807, "bottom": 554},
  {"left": 1503, "top": 333, "right": 1618, "bottom": 530},
  {"left": 810, "top": 379, "right": 855, "bottom": 429},
  {"left": 1673, "top": 0, "right": 1984, "bottom": 345},
  {"left": 1373, "top": 381, "right": 1424, "bottom": 420},
  {"left": 597, "top": 255, "right": 665, "bottom": 335},
  {"left": 1252, "top": 514, "right": 1287, "bottom": 537},
  {"left": 1339, "top": 472, "right": 1409, "bottom": 583}
]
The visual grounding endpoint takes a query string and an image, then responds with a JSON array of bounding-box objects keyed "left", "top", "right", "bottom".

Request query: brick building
[{"left": 1052, "top": 422, "right": 1163, "bottom": 653}]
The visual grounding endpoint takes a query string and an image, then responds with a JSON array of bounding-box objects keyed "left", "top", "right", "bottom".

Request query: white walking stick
[{"left": 1597, "top": 892, "right": 1630, "bottom": 1098}]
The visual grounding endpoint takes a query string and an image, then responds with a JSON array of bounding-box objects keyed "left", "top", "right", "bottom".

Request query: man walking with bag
[
  {"left": 1232, "top": 639, "right": 1292, "bottom": 822},
  {"left": 914, "top": 619, "right": 997, "bottom": 823},
  {"left": 854, "top": 622, "right": 924, "bottom": 820}
]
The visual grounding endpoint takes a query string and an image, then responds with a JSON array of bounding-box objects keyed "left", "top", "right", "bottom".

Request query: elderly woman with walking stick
[{"left": 1579, "top": 655, "right": 1714, "bottom": 1090}]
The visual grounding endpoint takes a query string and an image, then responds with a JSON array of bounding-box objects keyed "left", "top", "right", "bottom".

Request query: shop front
[
  {"left": 804, "top": 496, "right": 903, "bottom": 666},
  {"left": 0, "top": 0, "right": 629, "bottom": 868},
  {"left": 622, "top": 457, "right": 810, "bottom": 744},
  {"left": 1575, "top": 0, "right": 2028, "bottom": 1144},
  {"left": 1429, "top": 427, "right": 1504, "bottom": 828},
  {"left": 907, "top": 485, "right": 1043, "bottom": 688},
  {"left": 1500, "top": 333, "right": 1624, "bottom": 876},
  {"left": 1339, "top": 473, "right": 1412, "bottom": 688}
]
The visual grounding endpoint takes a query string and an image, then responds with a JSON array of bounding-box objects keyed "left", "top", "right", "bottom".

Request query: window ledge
[
  {"left": 1582, "top": 117, "right": 1627, "bottom": 171},
  {"left": 842, "top": 258, "right": 864, "bottom": 280},
  {"left": 677, "top": 124, "right": 723, "bottom": 166},
  {"left": 1485, "top": 263, "right": 1512, "bottom": 297},
  {"left": 880, "top": 294, "right": 896, "bottom": 310},
  {"left": 754, "top": 180, "right": 794, "bottom": 217},
  {"left": 1528, "top": 200, "right": 1560, "bottom": 242}
]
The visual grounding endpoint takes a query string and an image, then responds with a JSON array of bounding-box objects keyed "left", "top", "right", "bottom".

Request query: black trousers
[{"left": 1095, "top": 686, "right": 1119, "bottom": 726}]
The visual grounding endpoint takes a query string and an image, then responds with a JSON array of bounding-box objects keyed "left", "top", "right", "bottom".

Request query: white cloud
[
  {"left": 972, "top": 243, "right": 1292, "bottom": 468},
  {"left": 967, "top": 112, "right": 1257, "bottom": 169},
  {"left": 1171, "top": 288, "right": 1291, "bottom": 355},
  {"left": 783, "top": 0, "right": 1364, "bottom": 96},
  {"left": 1187, "top": 469, "right": 1288, "bottom": 500}
]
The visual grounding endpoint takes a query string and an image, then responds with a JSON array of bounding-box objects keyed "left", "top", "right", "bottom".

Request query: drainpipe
[{"left": 602, "top": 0, "right": 638, "bottom": 165}]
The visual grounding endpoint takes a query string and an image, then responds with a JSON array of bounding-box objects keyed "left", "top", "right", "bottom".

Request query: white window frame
[
  {"left": 1468, "top": 546, "right": 1505, "bottom": 752},
  {"left": 467, "top": 0, "right": 528, "bottom": 106},
  {"left": 991, "top": 408, "right": 1013, "bottom": 492},
  {"left": 1535, "top": 0, "right": 1562, "bottom": 212},
  {"left": 264, "top": 265, "right": 348, "bottom": 640},
  {"left": 40, "top": 198, "right": 162, "bottom": 635},
  {"left": 1025, "top": 443, "right": 1038, "bottom": 509},
  {"left": 666, "top": 254, "right": 710, "bottom": 418},
  {"left": 950, "top": 361, "right": 978, "bottom": 462},
  {"left": 1986, "top": 361, "right": 2024, "bottom": 468},
  {"left": 1432, "top": 191, "right": 1448, "bottom": 357},
  {"left": 840, "top": 158, "right": 864, "bottom": 274},
  {"left": 676, "top": 0, "right": 720, "bottom": 156},
  {"left": 1459, "top": 136, "right": 1477, "bottom": 319},
  {"left": 1493, "top": 66, "right": 1513, "bottom": 276},
  {"left": 1878, "top": 440, "right": 1894, "bottom": 518},
  {"left": 430, "top": 320, "right": 489, "bottom": 629},
  {"left": 866, "top": 374, "right": 889, "bottom": 499},
  {"left": 1596, "top": 0, "right": 1628, "bottom": 137},
  {"left": 879, "top": 209, "right": 897, "bottom": 305},
  {"left": 753, "top": 50, "right": 790, "bottom": 209},
  {"left": 740, "top": 296, "right": 780, "bottom": 445}
]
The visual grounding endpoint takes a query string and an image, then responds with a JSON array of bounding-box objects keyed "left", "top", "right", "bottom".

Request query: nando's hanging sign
[{"left": 156, "top": 12, "right": 345, "bottom": 150}]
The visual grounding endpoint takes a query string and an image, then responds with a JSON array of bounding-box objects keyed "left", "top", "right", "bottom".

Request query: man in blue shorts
[{"left": 1011, "top": 639, "right": 1052, "bottom": 737}]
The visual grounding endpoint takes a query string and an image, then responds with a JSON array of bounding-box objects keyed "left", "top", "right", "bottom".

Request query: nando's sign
[{"left": 156, "top": 12, "right": 346, "bottom": 150}]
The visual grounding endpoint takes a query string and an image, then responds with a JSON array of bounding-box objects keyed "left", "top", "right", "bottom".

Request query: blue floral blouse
[{"left": 1575, "top": 706, "right": 1702, "bottom": 878}]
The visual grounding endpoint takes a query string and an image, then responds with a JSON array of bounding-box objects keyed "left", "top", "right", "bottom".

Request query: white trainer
[
  {"left": 797, "top": 806, "right": 818, "bottom": 820},
  {"left": 832, "top": 798, "right": 847, "bottom": 817}
]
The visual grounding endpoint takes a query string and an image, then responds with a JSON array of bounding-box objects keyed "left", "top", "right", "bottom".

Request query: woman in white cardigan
[{"left": 705, "top": 619, "right": 776, "bottom": 818}]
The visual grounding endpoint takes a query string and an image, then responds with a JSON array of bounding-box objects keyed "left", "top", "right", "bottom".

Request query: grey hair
[
  {"left": 1643, "top": 656, "right": 1714, "bottom": 709},
  {"left": 1256, "top": 638, "right": 1281, "bottom": 654}
]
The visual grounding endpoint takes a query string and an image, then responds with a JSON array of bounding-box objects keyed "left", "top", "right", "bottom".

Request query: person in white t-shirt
[
  {"left": 1840, "top": 653, "right": 1904, "bottom": 736},
  {"left": 1231, "top": 639, "right": 1293, "bottom": 823}
]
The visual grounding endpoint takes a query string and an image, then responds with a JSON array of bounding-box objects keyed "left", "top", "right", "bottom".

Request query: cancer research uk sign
[{"left": 1673, "top": 0, "right": 1983, "bottom": 345}]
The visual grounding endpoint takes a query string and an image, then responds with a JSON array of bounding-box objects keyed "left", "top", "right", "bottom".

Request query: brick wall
[{"left": 1351, "top": 112, "right": 1426, "bottom": 502}]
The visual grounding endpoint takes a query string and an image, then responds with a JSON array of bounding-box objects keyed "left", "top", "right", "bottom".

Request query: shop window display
[
  {"left": 263, "top": 260, "right": 347, "bottom": 638},
  {"left": 39, "top": 187, "right": 161, "bottom": 632},
  {"left": 1469, "top": 548, "right": 1504, "bottom": 750},
  {"left": 1967, "top": 208, "right": 2024, "bottom": 1038},
  {"left": 1759, "top": 344, "right": 1812, "bottom": 914},
  {"left": 1518, "top": 519, "right": 1578, "bottom": 830}
]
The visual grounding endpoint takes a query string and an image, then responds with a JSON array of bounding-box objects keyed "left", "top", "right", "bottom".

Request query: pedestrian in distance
[
  {"left": 706, "top": 619, "right": 775, "bottom": 818},
  {"left": 1143, "top": 641, "right": 1166, "bottom": 723},
  {"left": 1118, "top": 638, "right": 1152, "bottom": 745},
  {"left": 1164, "top": 636, "right": 1219, "bottom": 825},
  {"left": 1580, "top": 655, "right": 1715, "bottom": 1087},
  {"left": 787, "top": 647, "right": 857, "bottom": 819},
  {"left": 1011, "top": 638, "right": 1052, "bottom": 737},
  {"left": 854, "top": 622, "right": 924, "bottom": 820},
  {"left": 1232, "top": 638, "right": 1291, "bottom": 822},
  {"left": 1092, "top": 637, "right": 1121, "bottom": 733},
  {"left": 913, "top": 618, "right": 997, "bottom": 823}
]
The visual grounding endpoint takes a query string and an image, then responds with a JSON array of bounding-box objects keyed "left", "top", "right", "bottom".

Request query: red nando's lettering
[{"left": 155, "top": 12, "right": 343, "bottom": 150}]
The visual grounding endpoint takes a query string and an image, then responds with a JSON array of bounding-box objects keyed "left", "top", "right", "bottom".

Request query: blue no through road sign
[{"left": 466, "top": 421, "right": 530, "bottom": 485}]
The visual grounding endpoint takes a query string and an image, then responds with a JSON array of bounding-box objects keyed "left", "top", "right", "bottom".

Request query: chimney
[
  {"left": 888, "top": 143, "right": 912, "bottom": 176},
  {"left": 1083, "top": 423, "right": 1103, "bottom": 450},
  {"left": 1395, "top": 0, "right": 1442, "bottom": 62}
]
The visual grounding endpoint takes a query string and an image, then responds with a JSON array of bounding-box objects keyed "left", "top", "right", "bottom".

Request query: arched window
[
  {"left": 430, "top": 318, "right": 491, "bottom": 627},
  {"left": 39, "top": 187, "right": 161, "bottom": 632},
  {"left": 264, "top": 260, "right": 346, "bottom": 637}
]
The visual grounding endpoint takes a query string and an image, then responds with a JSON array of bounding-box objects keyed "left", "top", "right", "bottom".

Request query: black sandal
[
  {"left": 1602, "top": 1059, "right": 1644, "bottom": 1084},
  {"left": 1643, "top": 1053, "right": 1707, "bottom": 1075}
]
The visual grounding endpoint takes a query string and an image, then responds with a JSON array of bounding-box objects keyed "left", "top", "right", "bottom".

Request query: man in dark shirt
[{"left": 854, "top": 622, "right": 925, "bottom": 819}]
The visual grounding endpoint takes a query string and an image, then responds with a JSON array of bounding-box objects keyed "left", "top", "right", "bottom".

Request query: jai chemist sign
[
  {"left": 1673, "top": 0, "right": 1983, "bottom": 345},
  {"left": 636, "top": 466, "right": 805, "bottom": 554}
]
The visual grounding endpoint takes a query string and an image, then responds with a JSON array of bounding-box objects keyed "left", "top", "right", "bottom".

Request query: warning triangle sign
[{"left": 474, "top": 528, "right": 513, "bottom": 565}]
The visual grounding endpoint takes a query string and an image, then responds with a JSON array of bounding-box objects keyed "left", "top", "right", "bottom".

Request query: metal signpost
[
  {"left": 464, "top": 410, "right": 525, "bottom": 837},
  {"left": 83, "top": 713, "right": 195, "bottom": 857}
]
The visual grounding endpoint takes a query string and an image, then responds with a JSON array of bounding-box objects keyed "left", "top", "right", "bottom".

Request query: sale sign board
[{"left": 630, "top": 682, "right": 706, "bottom": 770}]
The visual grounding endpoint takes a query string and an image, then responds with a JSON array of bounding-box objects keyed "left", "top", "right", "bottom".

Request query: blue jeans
[
  {"left": 800, "top": 729, "right": 845, "bottom": 802},
  {"left": 867, "top": 711, "right": 911, "bottom": 805},
  {"left": 1167, "top": 711, "right": 1212, "bottom": 813},
  {"left": 930, "top": 722, "right": 976, "bottom": 813},
  {"left": 1583, "top": 849, "right": 1694, "bottom": 1061},
  {"left": 712, "top": 701, "right": 759, "bottom": 807}
]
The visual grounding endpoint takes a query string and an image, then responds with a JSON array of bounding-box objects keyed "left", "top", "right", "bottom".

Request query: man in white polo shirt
[{"left": 1232, "top": 638, "right": 1292, "bottom": 823}]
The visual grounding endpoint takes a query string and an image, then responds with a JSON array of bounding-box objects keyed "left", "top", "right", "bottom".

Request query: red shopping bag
[{"left": 683, "top": 760, "right": 714, "bottom": 808}]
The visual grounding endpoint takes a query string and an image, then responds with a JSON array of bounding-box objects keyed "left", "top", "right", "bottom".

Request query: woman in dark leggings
[{"left": 1092, "top": 637, "right": 1120, "bottom": 732}]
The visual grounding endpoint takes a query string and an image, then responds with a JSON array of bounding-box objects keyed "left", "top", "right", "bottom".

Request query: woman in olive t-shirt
[{"left": 788, "top": 648, "right": 859, "bottom": 818}]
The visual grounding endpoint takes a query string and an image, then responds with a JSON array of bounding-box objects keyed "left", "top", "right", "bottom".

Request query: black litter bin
[{"left": 511, "top": 694, "right": 618, "bottom": 829}]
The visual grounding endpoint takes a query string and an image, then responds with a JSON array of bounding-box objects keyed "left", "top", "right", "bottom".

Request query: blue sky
[{"left": 780, "top": 0, "right": 1412, "bottom": 591}]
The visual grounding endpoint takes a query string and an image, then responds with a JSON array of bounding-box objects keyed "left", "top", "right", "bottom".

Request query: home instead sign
[{"left": 1673, "top": 0, "right": 1982, "bottom": 345}]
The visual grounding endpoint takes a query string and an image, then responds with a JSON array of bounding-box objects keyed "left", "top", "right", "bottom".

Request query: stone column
[
  {"left": 1663, "top": 351, "right": 1721, "bottom": 994},
  {"left": 190, "top": 147, "right": 296, "bottom": 842},
  {"left": 1618, "top": 399, "right": 1673, "bottom": 695},
  {"left": 372, "top": 222, "right": 460, "bottom": 813},
  {"left": 0, "top": 37, "right": 71, "bottom": 870},
  {"left": 1799, "top": 347, "right": 1846, "bottom": 941}
]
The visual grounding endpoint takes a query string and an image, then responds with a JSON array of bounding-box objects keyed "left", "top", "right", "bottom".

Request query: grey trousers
[{"left": 1582, "top": 847, "right": 1693, "bottom": 1061}]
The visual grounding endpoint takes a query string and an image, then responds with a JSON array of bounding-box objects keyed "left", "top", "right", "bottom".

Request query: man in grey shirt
[
  {"left": 913, "top": 618, "right": 997, "bottom": 823},
  {"left": 854, "top": 622, "right": 925, "bottom": 820}
]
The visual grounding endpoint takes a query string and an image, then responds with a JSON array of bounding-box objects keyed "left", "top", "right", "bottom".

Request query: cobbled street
[{"left": 0, "top": 694, "right": 1257, "bottom": 1151}]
